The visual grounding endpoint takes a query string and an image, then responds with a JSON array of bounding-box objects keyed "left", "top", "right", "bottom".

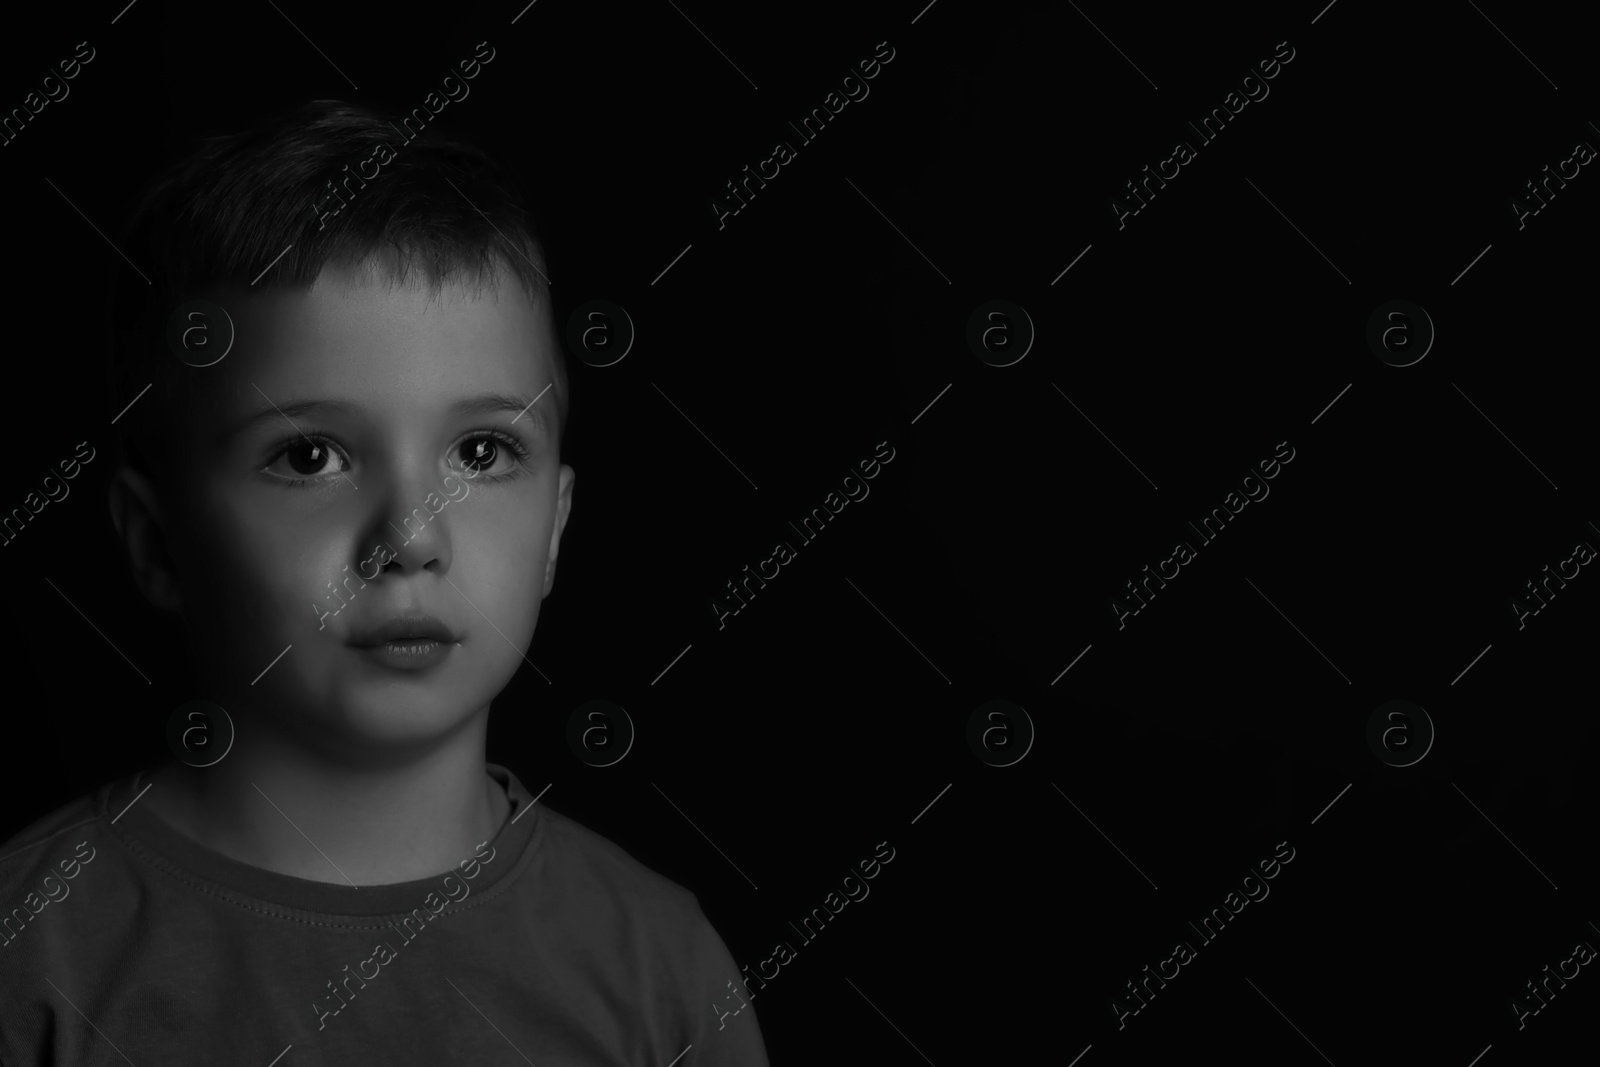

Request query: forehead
[{"left": 200, "top": 260, "right": 556, "bottom": 419}]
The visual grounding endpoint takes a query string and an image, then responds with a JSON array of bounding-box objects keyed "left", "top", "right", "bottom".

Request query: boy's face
[{"left": 134, "top": 261, "right": 573, "bottom": 752}]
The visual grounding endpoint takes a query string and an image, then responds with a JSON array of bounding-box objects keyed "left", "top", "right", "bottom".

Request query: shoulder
[
  {"left": 534, "top": 805, "right": 702, "bottom": 912},
  {"left": 523, "top": 808, "right": 764, "bottom": 1061},
  {"left": 0, "top": 781, "right": 114, "bottom": 898},
  {"left": 530, "top": 806, "right": 721, "bottom": 949}
]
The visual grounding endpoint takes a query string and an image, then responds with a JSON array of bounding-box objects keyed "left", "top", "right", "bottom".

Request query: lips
[{"left": 348, "top": 613, "right": 459, "bottom": 648}]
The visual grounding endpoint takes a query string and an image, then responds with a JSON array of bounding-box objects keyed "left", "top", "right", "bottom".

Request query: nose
[{"left": 362, "top": 464, "right": 455, "bottom": 577}]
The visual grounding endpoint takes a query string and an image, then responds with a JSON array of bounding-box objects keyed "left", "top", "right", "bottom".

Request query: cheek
[
  {"left": 455, "top": 505, "right": 549, "bottom": 611},
  {"left": 197, "top": 492, "right": 354, "bottom": 632}
]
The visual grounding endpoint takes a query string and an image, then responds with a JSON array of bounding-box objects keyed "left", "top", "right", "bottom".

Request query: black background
[{"left": 1, "top": 0, "right": 1596, "bottom": 1062}]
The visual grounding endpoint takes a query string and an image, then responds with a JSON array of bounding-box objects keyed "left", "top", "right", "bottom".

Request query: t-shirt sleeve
[{"left": 681, "top": 902, "right": 771, "bottom": 1066}]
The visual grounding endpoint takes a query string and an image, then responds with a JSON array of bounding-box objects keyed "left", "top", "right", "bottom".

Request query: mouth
[
  {"left": 354, "top": 639, "right": 455, "bottom": 671},
  {"left": 348, "top": 613, "right": 459, "bottom": 648},
  {"left": 347, "top": 613, "right": 460, "bottom": 670}
]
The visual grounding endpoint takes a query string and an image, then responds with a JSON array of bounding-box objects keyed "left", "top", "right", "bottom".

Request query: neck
[{"left": 145, "top": 710, "right": 509, "bottom": 887}]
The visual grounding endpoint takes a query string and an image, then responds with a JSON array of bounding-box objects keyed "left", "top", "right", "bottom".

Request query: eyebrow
[{"left": 228, "top": 390, "right": 552, "bottom": 441}]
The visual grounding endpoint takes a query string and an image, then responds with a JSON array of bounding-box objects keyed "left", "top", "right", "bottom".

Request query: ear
[
  {"left": 108, "top": 464, "right": 184, "bottom": 614},
  {"left": 542, "top": 464, "right": 576, "bottom": 598}
]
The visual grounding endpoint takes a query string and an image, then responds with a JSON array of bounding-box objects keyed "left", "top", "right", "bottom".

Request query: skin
[{"left": 108, "top": 257, "right": 573, "bottom": 886}]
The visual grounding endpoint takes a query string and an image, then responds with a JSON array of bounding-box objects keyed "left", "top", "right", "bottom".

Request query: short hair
[{"left": 103, "top": 98, "right": 568, "bottom": 502}]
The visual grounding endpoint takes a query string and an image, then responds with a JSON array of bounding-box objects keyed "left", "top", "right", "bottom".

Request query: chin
[{"left": 322, "top": 689, "right": 478, "bottom": 746}]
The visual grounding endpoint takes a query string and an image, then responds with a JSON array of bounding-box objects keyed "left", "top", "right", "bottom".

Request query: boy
[{"left": 0, "top": 100, "right": 769, "bottom": 1065}]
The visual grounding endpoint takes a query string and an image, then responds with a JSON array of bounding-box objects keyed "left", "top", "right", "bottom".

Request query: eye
[
  {"left": 260, "top": 428, "right": 532, "bottom": 488},
  {"left": 452, "top": 430, "right": 531, "bottom": 481},
  {"left": 459, "top": 435, "right": 499, "bottom": 474},
  {"left": 267, "top": 435, "right": 348, "bottom": 479}
]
